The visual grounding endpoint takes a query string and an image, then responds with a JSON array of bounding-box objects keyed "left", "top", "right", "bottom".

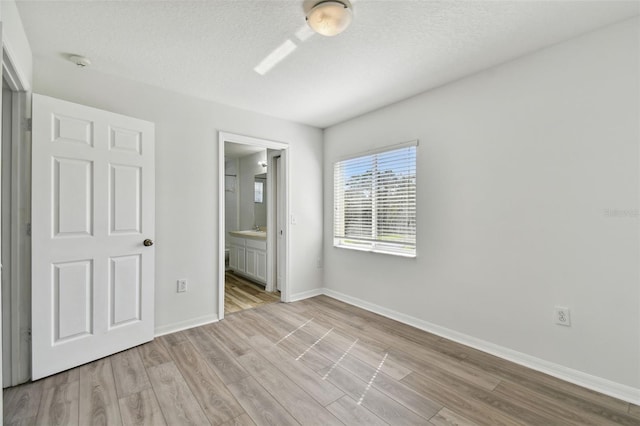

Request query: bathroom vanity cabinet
[{"left": 228, "top": 232, "right": 267, "bottom": 284}]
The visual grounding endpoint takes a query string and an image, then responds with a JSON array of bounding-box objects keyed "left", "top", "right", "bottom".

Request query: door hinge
[
  {"left": 26, "top": 223, "right": 31, "bottom": 236},
  {"left": 24, "top": 118, "right": 32, "bottom": 132}
]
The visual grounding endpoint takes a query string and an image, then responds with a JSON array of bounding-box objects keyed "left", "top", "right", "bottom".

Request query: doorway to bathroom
[{"left": 218, "top": 132, "right": 289, "bottom": 319}]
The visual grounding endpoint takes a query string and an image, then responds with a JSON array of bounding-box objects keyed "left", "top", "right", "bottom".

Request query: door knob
[{"left": 143, "top": 239, "right": 154, "bottom": 247}]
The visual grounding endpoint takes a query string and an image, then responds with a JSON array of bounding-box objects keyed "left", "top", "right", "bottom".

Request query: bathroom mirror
[{"left": 254, "top": 173, "right": 267, "bottom": 227}]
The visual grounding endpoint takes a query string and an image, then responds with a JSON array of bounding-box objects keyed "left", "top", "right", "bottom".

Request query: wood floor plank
[
  {"left": 257, "top": 315, "right": 355, "bottom": 365},
  {"left": 319, "top": 354, "right": 442, "bottom": 420},
  {"left": 324, "top": 365, "right": 429, "bottom": 425},
  {"left": 226, "top": 295, "right": 254, "bottom": 311},
  {"left": 305, "top": 306, "right": 492, "bottom": 387},
  {"left": 238, "top": 309, "right": 290, "bottom": 341},
  {"left": 185, "top": 326, "right": 250, "bottom": 385},
  {"left": 226, "top": 309, "right": 334, "bottom": 373},
  {"left": 326, "top": 395, "right": 389, "bottom": 426},
  {"left": 237, "top": 350, "right": 343, "bottom": 425},
  {"left": 302, "top": 326, "right": 410, "bottom": 381},
  {"left": 205, "top": 321, "right": 254, "bottom": 357},
  {"left": 138, "top": 339, "right": 172, "bottom": 369},
  {"left": 158, "top": 330, "right": 189, "bottom": 347},
  {"left": 229, "top": 287, "right": 263, "bottom": 304},
  {"left": 227, "top": 376, "right": 299, "bottom": 426},
  {"left": 345, "top": 343, "right": 410, "bottom": 381},
  {"left": 146, "top": 362, "right": 210, "bottom": 425},
  {"left": 35, "top": 381, "right": 79, "bottom": 426},
  {"left": 429, "top": 407, "right": 479, "bottom": 426},
  {"left": 274, "top": 310, "right": 398, "bottom": 360},
  {"left": 166, "top": 340, "right": 245, "bottom": 424},
  {"left": 225, "top": 272, "right": 280, "bottom": 314},
  {"left": 494, "top": 380, "right": 630, "bottom": 425},
  {"left": 41, "top": 369, "right": 80, "bottom": 391},
  {"left": 6, "top": 416, "right": 37, "bottom": 426},
  {"left": 3, "top": 381, "right": 43, "bottom": 424},
  {"left": 276, "top": 336, "right": 335, "bottom": 372},
  {"left": 111, "top": 348, "right": 152, "bottom": 398},
  {"left": 219, "top": 413, "right": 256, "bottom": 426},
  {"left": 235, "top": 309, "right": 334, "bottom": 372},
  {"left": 400, "top": 371, "right": 533, "bottom": 426},
  {"left": 454, "top": 344, "right": 637, "bottom": 424},
  {"left": 362, "top": 309, "right": 442, "bottom": 347},
  {"left": 444, "top": 338, "right": 630, "bottom": 413},
  {"left": 270, "top": 308, "right": 411, "bottom": 381},
  {"left": 78, "top": 358, "right": 122, "bottom": 426},
  {"left": 280, "top": 307, "right": 389, "bottom": 354},
  {"left": 118, "top": 389, "right": 166, "bottom": 426},
  {"left": 304, "top": 302, "right": 464, "bottom": 366},
  {"left": 225, "top": 299, "right": 247, "bottom": 313},
  {"left": 388, "top": 348, "right": 500, "bottom": 391},
  {"left": 224, "top": 310, "right": 271, "bottom": 339},
  {"left": 247, "top": 334, "right": 344, "bottom": 406},
  {"left": 301, "top": 296, "right": 368, "bottom": 327}
]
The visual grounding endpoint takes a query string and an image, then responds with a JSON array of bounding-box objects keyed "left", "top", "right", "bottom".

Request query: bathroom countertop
[{"left": 229, "top": 230, "right": 267, "bottom": 240}]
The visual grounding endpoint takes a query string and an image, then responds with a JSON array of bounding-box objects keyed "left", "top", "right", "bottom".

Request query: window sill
[{"left": 333, "top": 243, "right": 416, "bottom": 258}]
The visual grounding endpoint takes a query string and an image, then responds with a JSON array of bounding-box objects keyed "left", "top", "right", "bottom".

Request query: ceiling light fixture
[{"left": 306, "top": 0, "right": 352, "bottom": 37}]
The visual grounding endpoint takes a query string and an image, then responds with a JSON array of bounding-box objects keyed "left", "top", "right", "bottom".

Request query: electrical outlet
[
  {"left": 177, "top": 279, "right": 188, "bottom": 293},
  {"left": 554, "top": 306, "right": 571, "bottom": 326}
]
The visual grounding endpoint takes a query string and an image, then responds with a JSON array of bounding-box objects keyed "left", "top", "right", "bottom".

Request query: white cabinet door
[
  {"left": 229, "top": 245, "right": 238, "bottom": 270},
  {"left": 229, "top": 245, "right": 245, "bottom": 273},
  {"left": 256, "top": 250, "right": 267, "bottom": 283},
  {"left": 31, "top": 94, "right": 155, "bottom": 380},
  {"left": 245, "top": 248, "right": 257, "bottom": 279},
  {"left": 236, "top": 246, "right": 246, "bottom": 273}
]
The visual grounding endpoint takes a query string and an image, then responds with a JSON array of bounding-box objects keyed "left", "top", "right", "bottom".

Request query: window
[
  {"left": 254, "top": 181, "right": 264, "bottom": 203},
  {"left": 333, "top": 142, "right": 417, "bottom": 257}
]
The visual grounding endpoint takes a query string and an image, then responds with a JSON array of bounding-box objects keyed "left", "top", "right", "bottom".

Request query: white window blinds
[{"left": 333, "top": 142, "right": 417, "bottom": 257}]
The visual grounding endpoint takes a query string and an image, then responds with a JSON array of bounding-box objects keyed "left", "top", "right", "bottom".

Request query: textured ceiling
[{"left": 15, "top": 1, "right": 640, "bottom": 128}]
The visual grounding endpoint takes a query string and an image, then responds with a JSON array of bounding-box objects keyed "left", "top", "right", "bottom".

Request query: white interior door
[{"left": 31, "top": 94, "right": 155, "bottom": 380}]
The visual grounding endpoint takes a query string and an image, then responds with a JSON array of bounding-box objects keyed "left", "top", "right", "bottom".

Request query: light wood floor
[
  {"left": 225, "top": 271, "right": 280, "bottom": 314},
  {"left": 4, "top": 295, "right": 640, "bottom": 425}
]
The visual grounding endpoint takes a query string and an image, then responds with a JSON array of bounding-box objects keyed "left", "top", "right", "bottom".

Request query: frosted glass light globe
[{"left": 306, "top": 1, "right": 353, "bottom": 37}]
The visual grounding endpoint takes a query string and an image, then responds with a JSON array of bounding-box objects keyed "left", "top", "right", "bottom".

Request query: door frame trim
[
  {"left": 265, "top": 149, "right": 280, "bottom": 293},
  {"left": 1, "top": 43, "right": 30, "bottom": 387},
  {"left": 217, "top": 131, "right": 289, "bottom": 320}
]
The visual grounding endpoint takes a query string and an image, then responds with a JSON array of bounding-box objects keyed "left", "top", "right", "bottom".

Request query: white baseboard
[
  {"left": 154, "top": 288, "right": 322, "bottom": 336},
  {"left": 321, "top": 288, "right": 640, "bottom": 405},
  {"left": 288, "top": 287, "right": 324, "bottom": 302},
  {"left": 154, "top": 313, "right": 219, "bottom": 337}
]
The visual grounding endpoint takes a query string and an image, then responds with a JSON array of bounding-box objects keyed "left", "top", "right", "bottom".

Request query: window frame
[
  {"left": 333, "top": 140, "right": 418, "bottom": 258},
  {"left": 254, "top": 181, "right": 264, "bottom": 203}
]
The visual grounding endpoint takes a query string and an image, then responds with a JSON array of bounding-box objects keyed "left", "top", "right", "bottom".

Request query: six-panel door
[{"left": 31, "top": 94, "right": 155, "bottom": 380}]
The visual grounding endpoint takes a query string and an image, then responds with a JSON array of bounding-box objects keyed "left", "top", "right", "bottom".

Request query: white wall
[
  {"left": 224, "top": 158, "right": 239, "bottom": 244},
  {"left": 1, "top": 0, "right": 32, "bottom": 90},
  {"left": 34, "top": 56, "right": 324, "bottom": 332},
  {"left": 324, "top": 17, "right": 640, "bottom": 397},
  {"left": 238, "top": 150, "right": 267, "bottom": 230}
]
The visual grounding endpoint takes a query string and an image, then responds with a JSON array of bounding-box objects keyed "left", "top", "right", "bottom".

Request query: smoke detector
[{"left": 69, "top": 55, "right": 91, "bottom": 68}]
